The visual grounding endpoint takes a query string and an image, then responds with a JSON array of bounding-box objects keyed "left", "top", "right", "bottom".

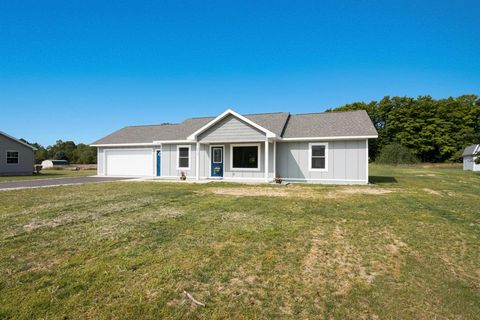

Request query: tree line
[
  {"left": 328, "top": 95, "right": 480, "bottom": 162},
  {"left": 20, "top": 139, "right": 97, "bottom": 164}
]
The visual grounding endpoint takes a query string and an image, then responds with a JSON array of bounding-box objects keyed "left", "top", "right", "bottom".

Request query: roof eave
[
  {"left": 90, "top": 139, "right": 195, "bottom": 147},
  {"left": 279, "top": 135, "right": 378, "bottom": 141},
  {"left": 0, "top": 131, "right": 37, "bottom": 150}
]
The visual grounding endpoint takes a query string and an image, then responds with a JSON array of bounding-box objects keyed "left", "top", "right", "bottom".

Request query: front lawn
[
  {"left": 0, "top": 165, "right": 479, "bottom": 319},
  {"left": 0, "top": 169, "right": 96, "bottom": 182}
]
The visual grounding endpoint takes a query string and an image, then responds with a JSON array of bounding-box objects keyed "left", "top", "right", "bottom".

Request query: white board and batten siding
[
  {"left": 463, "top": 155, "right": 479, "bottom": 171},
  {"left": 276, "top": 140, "right": 368, "bottom": 184}
]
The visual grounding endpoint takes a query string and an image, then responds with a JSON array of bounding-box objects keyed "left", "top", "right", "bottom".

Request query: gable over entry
[
  {"left": 186, "top": 109, "right": 275, "bottom": 182},
  {"left": 198, "top": 115, "right": 266, "bottom": 142},
  {"left": 187, "top": 109, "right": 276, "bottom": 141}
]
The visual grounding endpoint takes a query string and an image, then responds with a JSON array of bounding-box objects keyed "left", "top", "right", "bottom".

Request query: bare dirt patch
[
  {"left": 422, "top": 188, "right": 442, "bottom": 196},
  {"left": 204, "top": 185, "right": 393, "bottom": 200}
]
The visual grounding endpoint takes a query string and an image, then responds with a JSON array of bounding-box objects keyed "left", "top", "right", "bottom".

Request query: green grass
[
  {"left": 0, "top": 165, "right": 479, "bottom": 319},
  {"left": 0, "top": 169, "right": 96, "bottom": 182}
]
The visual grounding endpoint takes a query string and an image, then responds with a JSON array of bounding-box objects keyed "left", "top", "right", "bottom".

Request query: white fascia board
[
  {"left": 152, "top": 140, "right": 193, "bottom": 144},
  {"left": 90, "top": 142, "right": 157, "bottom": 147},
  {"left": 279, "top": 135, "right": 378, "bottom": 141},
  {"left": 91, "top": 140, "right": 195, "bottom": 147},
  {"left": 187, "top": 108, "right": 276, "bottom": 140},
  {"left": 90, "top": 140, "right": 193, "bottom": 147},
  {"left": 0, "top": 131, "right": 37, "bottom": 150}
]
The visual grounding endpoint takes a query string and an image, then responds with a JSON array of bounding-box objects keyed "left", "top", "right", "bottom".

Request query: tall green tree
[
  {"left": 19, "top": 139, "right": 97, "bottom": 164},
  {"left": 328, "top": 95, "right": 480, "bottom": 162}
]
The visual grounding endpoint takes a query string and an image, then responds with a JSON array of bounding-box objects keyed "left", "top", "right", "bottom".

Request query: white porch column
[
  {"left": 265, "top": 138, "right": 269, "bottom": 182},
  {"left": 273, "top": 140, "right": 276, "bottom": 180},
  {"left": 196, "top": 142, "right": 200, "bottom": 181}
]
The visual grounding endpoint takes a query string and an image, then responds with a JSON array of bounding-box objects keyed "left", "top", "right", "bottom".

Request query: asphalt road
[{"left": 0, "top": 177, "right": 130, "bottom": 190}]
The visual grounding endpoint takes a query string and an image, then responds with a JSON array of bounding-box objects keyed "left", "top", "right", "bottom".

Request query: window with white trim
[
  {"left": 6, "top": 151, "right": 19, "bottom": 164},
  {"left": 310, "top": 144, "right": 327, "bottom": 170},
  {"left": 232, "top": 145, "right": 259, "bottom": 169},
  {"left": 178, "top": 147, "right": 190, "bottom": 169}
]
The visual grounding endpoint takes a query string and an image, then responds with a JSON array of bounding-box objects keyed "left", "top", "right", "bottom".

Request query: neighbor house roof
[
  {"left": 91, "top": 109, "right": 377, "bottom": 145},
  {"left": 462, "top": 144, "right": 479, "bottom": 157},
  {"left": 0, "top": 131, "right": 37, "bottom": 150}
]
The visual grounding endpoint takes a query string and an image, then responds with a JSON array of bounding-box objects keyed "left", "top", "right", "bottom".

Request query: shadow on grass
[{"left": 369, "top": 176, "right": 397, "bottom": 184}]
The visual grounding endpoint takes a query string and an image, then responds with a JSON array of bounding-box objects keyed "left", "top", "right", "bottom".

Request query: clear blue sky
[{"left": 1, "top": 0, "right": 479, "bottom": 146}]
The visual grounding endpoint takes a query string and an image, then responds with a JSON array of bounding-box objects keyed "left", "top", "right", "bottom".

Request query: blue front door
[
  {"left": 211, "top": 147, "right": 223, "bottom": 177},
  {"left": 156, "top": 150, "right": 161, "bottom": 176}
]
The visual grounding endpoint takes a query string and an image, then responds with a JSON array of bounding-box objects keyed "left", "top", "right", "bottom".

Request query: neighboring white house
[
  {"left": 462, "top": 144, "right": 479, "bottom": 172},
  {"left": 41, "top": 159, "right": 69, "bottom": 168},
  {"left": 91, "top": 109, "right": 378, "bottom": 184}
]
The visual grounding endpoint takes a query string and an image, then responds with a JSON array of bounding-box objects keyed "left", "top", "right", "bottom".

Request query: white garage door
[{"left": 105, "top": 149, "right": 153, "bottom": 176}]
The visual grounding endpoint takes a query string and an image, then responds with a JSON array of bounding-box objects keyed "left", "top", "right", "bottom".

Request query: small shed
[
  {"left": 41, "top": 159, "right": 69, "bottom": 168},
  {"left": 462, "top": 144, "right": 479, "bottom": 171}
]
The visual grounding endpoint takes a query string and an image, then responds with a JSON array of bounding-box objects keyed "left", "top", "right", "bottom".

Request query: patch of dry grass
[{"left": 203, "top": 185, "right": 393, "bottom": 199}]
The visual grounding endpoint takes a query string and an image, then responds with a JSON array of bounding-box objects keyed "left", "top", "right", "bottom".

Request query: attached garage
[{"left": 104, "top": 149, "right": 153, "bottom": 176}]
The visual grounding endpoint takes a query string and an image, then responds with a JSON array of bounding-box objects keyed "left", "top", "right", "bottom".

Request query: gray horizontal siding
[
  {"left": 0, "top": 135, "right": 35, "bottom": 176},
  {"left": 198, "top": 115, "right": 265, "bottom": 143}
]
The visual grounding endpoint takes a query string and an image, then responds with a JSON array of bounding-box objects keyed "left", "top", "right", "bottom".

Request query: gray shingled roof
[
  {"left": 282, "top": 110, "right": 378, "bottom": 138},
  {"left": 462, "top": 144, "right": 479, "bottom": 157},
  {"left": 92, "top": 110, "right": 377, "bottom": 145}
]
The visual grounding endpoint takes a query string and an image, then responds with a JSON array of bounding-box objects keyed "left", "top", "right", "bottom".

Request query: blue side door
[
  {"left": 211, "top": 147, "right": 223, "bottom": 177},
  {"left": 156, "top": 150, "right": 161, "bottom": 176}
]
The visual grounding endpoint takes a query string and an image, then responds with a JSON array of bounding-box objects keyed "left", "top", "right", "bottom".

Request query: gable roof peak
[
  {"left": 0, "top": 131, "right": 37, "bottom": 150},
  {"left": 186, "top": 108, "right": 277, "bottom": 140}
]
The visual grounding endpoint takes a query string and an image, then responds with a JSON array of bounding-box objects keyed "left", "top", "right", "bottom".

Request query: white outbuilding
[
  {"left": 462, "top": 144, "right": 479, "bottom": 171},
  {"left": 41, "top": 159, "right": 69, "bottom": 169}
]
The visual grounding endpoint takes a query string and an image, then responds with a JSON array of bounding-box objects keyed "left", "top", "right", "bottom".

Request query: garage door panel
[{"left": 105, "top": 149, "right": 153, "bottom": 176}]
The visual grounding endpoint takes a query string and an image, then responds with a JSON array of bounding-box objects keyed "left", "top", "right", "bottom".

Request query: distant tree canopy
[
  {"left": 328, "top": 95, "right": 480, "bottom": 162},
  {"left": 20, "top": 139, "right": 97, "bottom": 164}
]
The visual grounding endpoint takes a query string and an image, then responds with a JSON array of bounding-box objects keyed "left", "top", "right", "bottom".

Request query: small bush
[{"left": 376, "top": 143, "right": 419, "bottom": 164}]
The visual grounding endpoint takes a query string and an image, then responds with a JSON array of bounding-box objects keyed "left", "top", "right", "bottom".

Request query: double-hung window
[
  {"left": 177, "top": 146, "right": 190, "bottom": 169},
  {"left": 309, "top": 143, "right": 328, "bottom": 171},
  {"left": 6, "top": 151, "right": 19, "bottom": 164}
]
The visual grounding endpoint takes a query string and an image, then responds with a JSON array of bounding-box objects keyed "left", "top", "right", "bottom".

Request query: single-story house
[
  {"left": 41, "top": 159, "right": 69, "bottom": 168},
  {"left": 91, "top": 109, "right": 378, "bottom": 184},
  {"left": 462, "top": 144, "right": 479, "bottom": 172},
  {"left": 0, "top": 131, "right": 37, "bottom": 176}
]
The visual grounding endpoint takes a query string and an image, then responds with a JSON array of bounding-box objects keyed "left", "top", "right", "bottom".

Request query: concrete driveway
[{"left": 0, "top": 177, "right": 130, "bottom": 191}]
